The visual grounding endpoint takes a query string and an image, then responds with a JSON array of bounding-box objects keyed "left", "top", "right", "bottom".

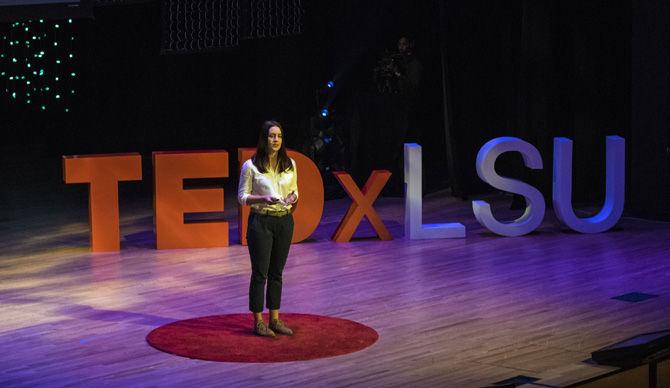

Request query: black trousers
[{"left": 247, "top": 212, "right": 294, "bottom": 313}]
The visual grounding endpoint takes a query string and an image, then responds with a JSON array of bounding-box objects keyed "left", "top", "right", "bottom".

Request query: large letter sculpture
[
  {"left": 63, "top": 153, "right": 142, "bottom": 252},
  {"left": 473, "top": 137, "right": 545, "bottom": 237},
  {"left": 153, "top": 150, "right": 229, "bottom": 249},
  {"left": 237, "top": 148, "right": 324, "bottom": 245},
  {"left": 404, "top": 143, "right": 465, "bottom": 239},
  {"left": 553, "top": 136, "right": 625, "bottom": 233},
  {"left": 332, "top": 170, "right": 392, "bottom": 242}
]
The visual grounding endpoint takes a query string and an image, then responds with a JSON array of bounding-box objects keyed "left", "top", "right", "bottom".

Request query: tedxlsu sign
[{"left": 63, "top": 136, "right": 624, "bottom": 252}]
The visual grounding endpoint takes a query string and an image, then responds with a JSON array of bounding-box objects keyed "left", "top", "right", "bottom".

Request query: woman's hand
[
  {"left": 284, "top": 192, "right": 297, "bottom": 205},
  {"left": 263, "top": 195, "right": 280, "bottom": 204}
]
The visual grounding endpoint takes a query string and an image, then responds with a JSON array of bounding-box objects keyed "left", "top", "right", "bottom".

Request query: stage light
[
  {"left": 1, "top": 19, "right": 78, "bottom": 112},
  {"left": 320, "top": 108, "right": 329, "bottom": 118},
  {"left": 326, "top": 81, "right": 334, "bottom": 88}
]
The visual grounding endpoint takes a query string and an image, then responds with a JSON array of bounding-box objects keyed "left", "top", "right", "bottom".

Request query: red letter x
[{"left": 331, "top": 170, "right": 393, "bottom": 242}]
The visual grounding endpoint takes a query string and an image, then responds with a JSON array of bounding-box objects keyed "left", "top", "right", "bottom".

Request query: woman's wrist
[{"left": 247, "top": 194, "right": 280, "bottom": 205}]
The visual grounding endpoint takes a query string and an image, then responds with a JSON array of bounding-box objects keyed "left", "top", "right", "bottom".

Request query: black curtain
[
  {"left": 630, "top": 0, "right": 670, "bottom": 220},
  {"left": 440, "top": 0, "right": 632, "bottom": 206}
]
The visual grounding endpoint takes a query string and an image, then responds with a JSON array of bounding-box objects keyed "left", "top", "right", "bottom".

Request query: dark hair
[{"left": 252, "top": 120, "right": 294, "bottom": 173}]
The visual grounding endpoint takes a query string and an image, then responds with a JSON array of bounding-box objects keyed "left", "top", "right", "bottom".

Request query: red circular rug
[{"left": 146, "top": 313, "right": 379, "bottom": 362}]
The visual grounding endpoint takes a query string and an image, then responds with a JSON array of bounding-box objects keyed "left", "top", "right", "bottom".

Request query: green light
[
  {"left": 39, "top": 19, "right": 44, "bottom": 23},
  {"left": 54, "top": 42, "right": 58, "bottom": 46},
  {"left": 70, "top": 90, "right": 75, "bottom": 94},
  {"left": 70, "top": 72, "right": 76, "bottom": 77},
  {"left": 56, "top": 60, "right": 61, "bottom": 64},
  {"left": 12, "top": 58, "right": 17, "bottom": 63},
  {"left": 55, "top": 94, "right": 60, "bottom": 99},
  {"left": 69, "top": 54, "right": 73, "bottom": 58},
  {"left": 32, "top": 36, "right": 36, "bottom": 40},
  {"left": 26, "top": 81, "right": 30, "bottom": 85},
  {"left": 65, "top": 108, "right": 69, "bottom": 113},
  {"left": 11, "top": 92, "right": 16, "bottom": 98},
  {"left": 0, "top": 72, "right": 4, "bottom": 76},
  {"left": 68, "top": 19, "right": 73, "bottom": 24},
  {"left": 9, "top": 76, "right": 13, "bottom": 80},
  {"left": 24, "top": 27, "right": 29, "bottom": 32},
  {"left": 26, "top": 100, "right": 31, "bottom": 104},
  {"left": 45, "top": 86, "right": 50, "bottom": 91},
  {"left": 41, "top": 105, "right": 46, "bottom": 111},
  {"left": 55, "top": 77, "right": 59, "bottom": 81},
  {"left": 39, "top": 69, "right": 44, "bottom": 76},
  {"left": 27, "top": 63, "right": 31, "bottom": 68},
  {"left": 9, "top": 42, "right": 13, "bottom": 46},
  {"left": 55, "top": 24, "right": 60, "bottom": 29}
]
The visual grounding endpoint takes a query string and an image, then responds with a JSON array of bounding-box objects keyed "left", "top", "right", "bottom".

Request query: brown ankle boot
[
  {"left": 269, "top": 319, "right": 293, "bottom": 336},
  {"left": 253, "top": 321, "right": 276, "bottom": 337}
]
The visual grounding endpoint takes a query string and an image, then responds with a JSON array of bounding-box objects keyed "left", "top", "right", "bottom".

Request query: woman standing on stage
[{"left": 238, "top": 120, "right": 298, "bottom": 337}]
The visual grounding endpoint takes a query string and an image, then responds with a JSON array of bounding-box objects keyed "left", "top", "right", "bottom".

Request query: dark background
[{"left": 1, "top": 0, "right": 668, "bottom": 220}]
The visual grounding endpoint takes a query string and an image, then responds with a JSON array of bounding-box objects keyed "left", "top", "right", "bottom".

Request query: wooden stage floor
[{"left": 1, "top": 187, "right": 670, "bottom": 387}]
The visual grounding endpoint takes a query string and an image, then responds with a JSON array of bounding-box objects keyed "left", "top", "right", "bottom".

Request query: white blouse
[{"left": 237, "top": 158, "right": 299, "bottom": 212}]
